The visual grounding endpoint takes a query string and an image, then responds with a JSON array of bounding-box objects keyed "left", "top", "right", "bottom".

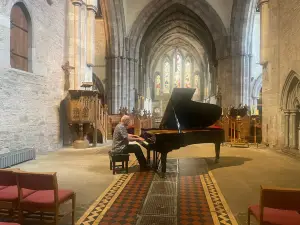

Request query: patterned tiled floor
[
  {"left": 179, "top": 176, "right": 213, "bottom": 225},
  {"left": 76, "top": 158, "right": 238, "bottom": 225}
]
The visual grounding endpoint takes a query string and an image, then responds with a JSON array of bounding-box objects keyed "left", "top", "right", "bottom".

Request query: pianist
[{"left": 112, "top": 115, "right": 149, "bottom": 170}]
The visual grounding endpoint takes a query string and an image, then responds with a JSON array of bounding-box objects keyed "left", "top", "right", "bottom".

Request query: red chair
[
  {"left": 0, "top": 169, "right": 34, "bottom": 218},
  {"left": 248, "top": 185, "right": 300, "bottom": 225},
  {"left": 16, "top": 171, "right": 76, "bottom": 225}
]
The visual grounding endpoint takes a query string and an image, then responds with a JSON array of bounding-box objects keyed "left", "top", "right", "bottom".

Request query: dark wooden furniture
[
  {"left": 108, "top": 152, "right": 129, "bottom": 175},
  {"left": 0, "top": 223, "right": 20, "bottom": 225},
  {"left": 141, "top": 88, "right": 224, "bottom": 177},
  {"left": 248, "top": 185, "right": 300, "bottom": 225}
]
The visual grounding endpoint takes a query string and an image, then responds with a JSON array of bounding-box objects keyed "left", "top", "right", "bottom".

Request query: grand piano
[{"left": 141, "top": 88, "right": 224, "bottom": 175}]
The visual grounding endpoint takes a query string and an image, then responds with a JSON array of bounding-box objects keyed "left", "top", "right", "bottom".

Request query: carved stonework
[{"left": 62, "top": 61, "right": 75, "bottom": 91}]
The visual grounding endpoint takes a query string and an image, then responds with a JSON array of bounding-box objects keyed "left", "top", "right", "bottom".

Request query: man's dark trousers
[{"left": 123, "top": 144, "right": 147, "bottom": 168}]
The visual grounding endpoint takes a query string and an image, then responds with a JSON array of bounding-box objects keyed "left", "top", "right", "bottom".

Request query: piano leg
[
  {"left": 160, "top": 152, "right": 167, "bottom": 177},
  {"left": 214, "top": 142, "right": 220, "bottom": 163}
]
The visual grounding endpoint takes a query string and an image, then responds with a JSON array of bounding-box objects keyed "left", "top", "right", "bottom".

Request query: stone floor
[{"left": 11, "top": 142, "right": 300, "bottom": 225}]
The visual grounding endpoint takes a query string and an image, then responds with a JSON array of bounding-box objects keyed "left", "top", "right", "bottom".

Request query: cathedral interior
[{"left": 1, "top": 0, "right": 300, "bottom": 224}]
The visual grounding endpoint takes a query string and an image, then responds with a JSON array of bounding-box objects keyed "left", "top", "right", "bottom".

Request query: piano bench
[{"left": 108, "top": 151, "right": 130, "bottom": 175}]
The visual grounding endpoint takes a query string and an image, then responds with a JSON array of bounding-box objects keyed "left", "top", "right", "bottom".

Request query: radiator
[{"left": 0, "top": 148, "right": 36, "bottom": 168}]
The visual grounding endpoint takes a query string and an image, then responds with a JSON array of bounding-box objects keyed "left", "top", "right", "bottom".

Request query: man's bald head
[{"left": 121, "top": 115, "right": 131, "bottom": 126}]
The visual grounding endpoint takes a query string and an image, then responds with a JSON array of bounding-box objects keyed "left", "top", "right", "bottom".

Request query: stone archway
[
  {"left": 231, "top": 0, "right": 261, "bottom": 106},
  {"left": 251, "top": 74, "right": 262, "bottom": 113},
  {"left": 280, "top": 71, "right": 300, "bottom": 150},
  {"left": 127, "top": 0, "right": 228, "bottom": 114}
]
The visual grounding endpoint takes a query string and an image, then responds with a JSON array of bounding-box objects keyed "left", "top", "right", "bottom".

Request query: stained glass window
[
  {"left": 155, "top": 75, "right": 161, "bottom": 96},
  {"left": 174, "top": 50, "right": 182, "bottom": 88},
  {"left": 163, "top": 60, "right": 170, "bottom": 93},
  {"left": 194, "top": 75, "right": 200, "bottom": 88},
  {"left": 184, "top": 58, "right": 191, "bottom": 88}
]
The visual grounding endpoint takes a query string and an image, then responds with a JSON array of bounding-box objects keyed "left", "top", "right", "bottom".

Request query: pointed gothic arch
[
  {"left": 280, "top": 70, "right": 300, "bottom": 150},
  {"left": 184, "top": 56, "right": 192, "bottom": 88},
  {"left": 162, "top": 57, "right": 171, "bottom": 93},
  {"left": 252, "top": 74, "right": 262, "bottom": 99},
  {"left": 10, "top": 1, "right": 32, "bottom": 72},
  {"left": 280, "top": 70, "right": 300, "bottom": 109}
]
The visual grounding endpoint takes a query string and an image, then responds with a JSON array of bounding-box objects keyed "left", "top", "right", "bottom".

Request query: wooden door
[{"left": 10, "top": 4, "right": 29, "bottom": 71}]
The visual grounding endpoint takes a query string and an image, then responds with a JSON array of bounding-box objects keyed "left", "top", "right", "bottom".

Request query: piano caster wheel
[{"left": 215, "top": 158, "right": 219, "bottom": 164}]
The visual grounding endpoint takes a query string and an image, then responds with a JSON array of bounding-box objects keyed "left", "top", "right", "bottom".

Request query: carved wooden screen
[{"left": 10, "top": 4, "right": 29, "bottom": 71}]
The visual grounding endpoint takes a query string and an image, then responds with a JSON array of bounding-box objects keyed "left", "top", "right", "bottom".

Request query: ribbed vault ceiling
[{"left": 139, "top": 3, "right": 216, "bottom": 78}]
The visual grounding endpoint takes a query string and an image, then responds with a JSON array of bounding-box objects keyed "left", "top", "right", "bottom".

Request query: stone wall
[
  {"left": 263, "top": 0, "right": 300, "bottom": 148},
  {"left": 0, "top": 0, "right": 66, "bottom": 153}
]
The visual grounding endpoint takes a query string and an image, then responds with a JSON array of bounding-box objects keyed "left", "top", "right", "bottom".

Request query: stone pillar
[
  {"left": 290, "top": 110, "right": 297, "bottom": 149},
  {"left": 284, "top": 110, "right": 290, "bottom": 148},
  {"left": 121, "top": 56, "right": 127, "bottom": 108},
  {"left": 86, "top": 4, "right": 97, "bottom": 67},
  {"left": 106, "top": 56, "right": 121, "bottom": 114},
  {"left": 80, "top": 5, "right": 86, "bottom": 85},
  {"left": 128, "top": 58, "right": 136, "bottom": 111},
  {"left": 67, "top": 1, "right": 75, "bottom": 89},
  {"left": 71, "top": 0, "right": 83, "bottom": 89},
  {"left": 258, "top": 0, "right": 269, "bottom": 65}
]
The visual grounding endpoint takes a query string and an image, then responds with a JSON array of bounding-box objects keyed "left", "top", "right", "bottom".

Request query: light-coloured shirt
[{"left": 112, "top": 123, "right": 129, "bottom": 153}]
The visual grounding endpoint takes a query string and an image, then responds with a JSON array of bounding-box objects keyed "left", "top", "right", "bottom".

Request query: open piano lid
[{"left": 159, "top": 88, "right": 222, "bottom": 130}]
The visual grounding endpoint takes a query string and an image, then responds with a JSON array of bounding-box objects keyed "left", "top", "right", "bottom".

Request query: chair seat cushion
[
  {"left": 0, "top": 186, "right": 8, "bottom": 190},
  {"left": 0, "top": 186, "right": 34, "bottom": 201},
  {"left": 0, "top": 223, "right": 21, "bottom": 225},
  {"left": 249, "top": 204, "right": 300, "bottom": 225},
  {"left": 20, "top": 189, "right": 74, "bottom": 209}
]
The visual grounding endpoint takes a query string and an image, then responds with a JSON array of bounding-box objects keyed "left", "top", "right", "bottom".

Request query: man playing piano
[{"left": 112, "top": 115, "right": 149, "bottom": 171}]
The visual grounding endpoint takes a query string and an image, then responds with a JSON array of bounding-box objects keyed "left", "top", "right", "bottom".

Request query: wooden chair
[
  {"left": 248, "top": 185, "right": 300, "bottom": 225},
  {"left": 108, "top": 151, "right": 129, "bottom": 175},
  {"left": 0, "top": 168, "right": 33, "bottom": 219},
  {"left": 16, "top": 171, "right": 76, "bottom": 225}
]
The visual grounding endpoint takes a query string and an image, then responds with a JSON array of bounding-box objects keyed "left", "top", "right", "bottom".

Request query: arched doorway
[{"left": 281, "top": 71, "right": 300, "bottom": 150}]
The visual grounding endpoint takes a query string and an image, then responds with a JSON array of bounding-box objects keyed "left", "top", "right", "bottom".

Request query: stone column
[
  {"left": 106, "top": 56, "right": 121, "bottom": 114},
  {"left": 121, "top": 56, "right": 127, "bottom": 108},
  {"left": 258, "top": 0, "right": 269, "bottom": 65},
  {"left": 128, "top": 58, "right": 136, "bottom": 111},
  {"left": 71, "top": 0, "right": 83, "bottom": 89},
  {"left": 284, "top": 110, "right": 290, "bottom": 148},
  {"left": 290, "top": 110, "right": 297, "bottom": 149},
  {"left": 67, "top": 1, "right": 75, "bottom": 89},
  {"left": 86, "top": 4, "right": 97, "bottom": 67},
  {"left": 80, "top": 5, "right": 86, "bottom": 85}
]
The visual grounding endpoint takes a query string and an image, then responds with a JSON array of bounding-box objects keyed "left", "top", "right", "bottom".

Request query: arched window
[
  {"left": 155, "top": 75, "right": 161, "bottom": 96},
  {"left": 174, "top": 50, "right": 182, "bottom": 88},
  {"left": 163, "top": 59, "right": 170, "bottom": 93},
  {"left": 184, "top": 58, "right": 191, "bottom": 88},
  {"left": 10, "top": 3, "right": 31, "bottom": 72},
  {"left": 194, "top": 74, "right": 200, "bottom": 89}
]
